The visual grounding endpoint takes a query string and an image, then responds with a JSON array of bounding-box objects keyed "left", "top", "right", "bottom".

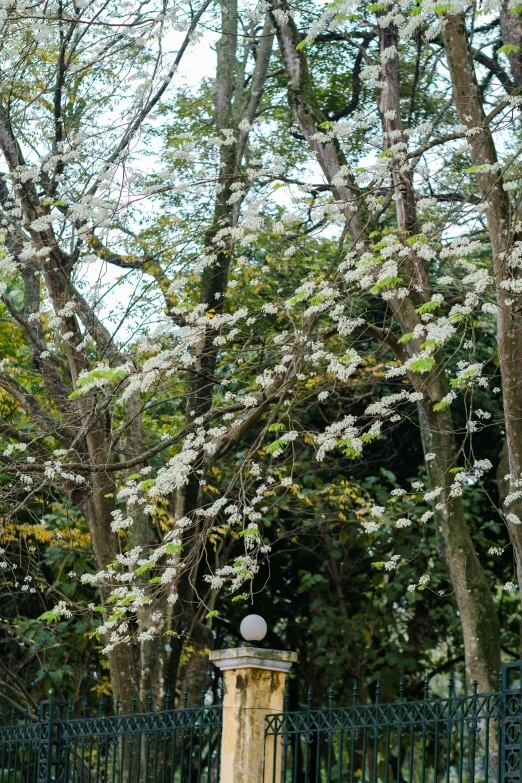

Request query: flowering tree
[{"left": 1, "top": 0, "right": 522, "bottom": 703}]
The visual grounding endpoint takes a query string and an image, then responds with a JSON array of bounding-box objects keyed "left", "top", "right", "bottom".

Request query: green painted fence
[
  {"left": 3, "top": 661, "right": 522, "bottom": 783},
  {"left": 265, "top": 662, "right": 522, "bottom": 783},
  {"left": 0, "top": 695, "right": 221, "bottom": 782}
]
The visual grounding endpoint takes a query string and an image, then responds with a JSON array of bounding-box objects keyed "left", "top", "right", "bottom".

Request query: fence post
[
  {"left": 500, "top": 662, "right": 522, "bottom": 783},
  {"left": 210, "top": 646, "right": 297, "bottom": 783}
]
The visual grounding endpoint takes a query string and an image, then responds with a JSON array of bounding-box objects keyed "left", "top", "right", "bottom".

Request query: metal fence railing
[
  {"left": 3, "top": 661, "right": 522, "bottom": 783},
  {"left": 0, "top": 695, "right": 222, "bottom": 783},
  {"left": 265, "top": 662, "right": 522, "bottom": 783}
]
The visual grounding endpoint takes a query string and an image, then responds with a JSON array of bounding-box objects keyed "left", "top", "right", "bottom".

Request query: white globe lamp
[{"left": 240, "top": 614, "right": 268, "bottom": 643}]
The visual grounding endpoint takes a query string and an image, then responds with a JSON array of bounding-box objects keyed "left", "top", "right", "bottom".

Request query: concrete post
[{"left": 209, "top": 646, "right": 297, "bottom": 783}]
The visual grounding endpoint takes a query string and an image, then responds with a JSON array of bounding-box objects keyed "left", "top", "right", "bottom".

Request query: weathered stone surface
[{"left": 210, "top": 647, "right": 297, "bottom": 783}]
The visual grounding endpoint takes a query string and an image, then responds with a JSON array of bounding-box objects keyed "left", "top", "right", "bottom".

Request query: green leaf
[
  {"left": 165, "top": 543, "right": 183, "bottom": 554},
  {"left": 371, "top": 276, "right": 401, "bottom": 293},
  {"left": 239, "top": 528, "right": 261, "bottom": 539},
  {"left": 433, "top": 400, "right": 450, "bottom": 411},
  {"left": 76, "top": 366, "right": 128, "bottom": 389},
  {"left": 409, "top": 357, "right": 435, "bottom": 373},
  {"left": 231, "top": 594, "right": 248, "bottom": 602},
  {"left": 497, "top": 44, "right": 520, "bottom": 55},
  {"left": 38, "top": 609, "right": 62, "bottom": 624},
  {"left": 450, "top": 467, "right": 465, "bottom": 474},
  {"left": 268, "top": 422, "right": 285, "bottom": 432},
  {"left": 420, "top": 339, "right": 439, "bottom": 351},
  {"left": 205, "top": 610, "right": 221, "bottom": 619},
  {"left": 107, "top": 610, "right": 124, "bottom": 623},
  {"left": 373, "top": 239, "right": 395, "bottom": 250},
  {"left": 68, "top": 365, "right": 129, "bottom": 399},
  {"left": 398, "top": 332, "right": 414, "bottom": 343},
  {"left": 42, "top": 198, "right": 67, "bottom": 207},
  {"left": 289, "top": 291, "right": 308, "bottom": 306},
  {"left": 266, "top": 438, "right": 287, "bottom": 454},
  {"left": 361, "top": 432, "right": 381, "bottom": 443},
  {"left": 135, "top": 561, "right": 155, "bottom": 575},
  {"left": 342, "top": 446, "right": 363, "bottom": 459},
  {"left": 433, "top": 3, "right": 451, "bottom": 12},
  {"left": 466, "top": 164, "right": 491, "bottom": 174},
  {"left": 416, "top": 301, "right": 440, "bottom": 314},
  {"left": 148, "top": 576, "right": 162, "bottom": 584},
  {"left": 309, "top": 293, "right": 330, "bottom": 305}
]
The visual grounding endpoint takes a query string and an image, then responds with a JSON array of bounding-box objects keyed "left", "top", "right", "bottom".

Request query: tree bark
[{"left": 442, "top": 12, "right": 522, "bottom": 606}]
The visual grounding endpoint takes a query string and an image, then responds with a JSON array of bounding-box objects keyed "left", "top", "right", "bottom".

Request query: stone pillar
[{"left": 209, "top": 646, "right": 297, "bottom": 783}]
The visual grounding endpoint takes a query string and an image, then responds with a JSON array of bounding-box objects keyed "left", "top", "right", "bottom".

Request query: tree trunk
[
  {"left": 378, "top": 18, "right": 500, "bottom": 692},
  {"left": 442, "top": 12, "right": 522, "bottom": 601}
]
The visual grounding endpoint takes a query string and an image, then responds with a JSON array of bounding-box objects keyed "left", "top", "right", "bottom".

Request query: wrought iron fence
[
  {"left": 0, "top": 694, "right": 222, "bottom": 783},
  {"left": 265, "top": 662, "right": 522, "bottom": 783},
  {"left": 3, "top": 662, "right": 522, "bottom": 783}
]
